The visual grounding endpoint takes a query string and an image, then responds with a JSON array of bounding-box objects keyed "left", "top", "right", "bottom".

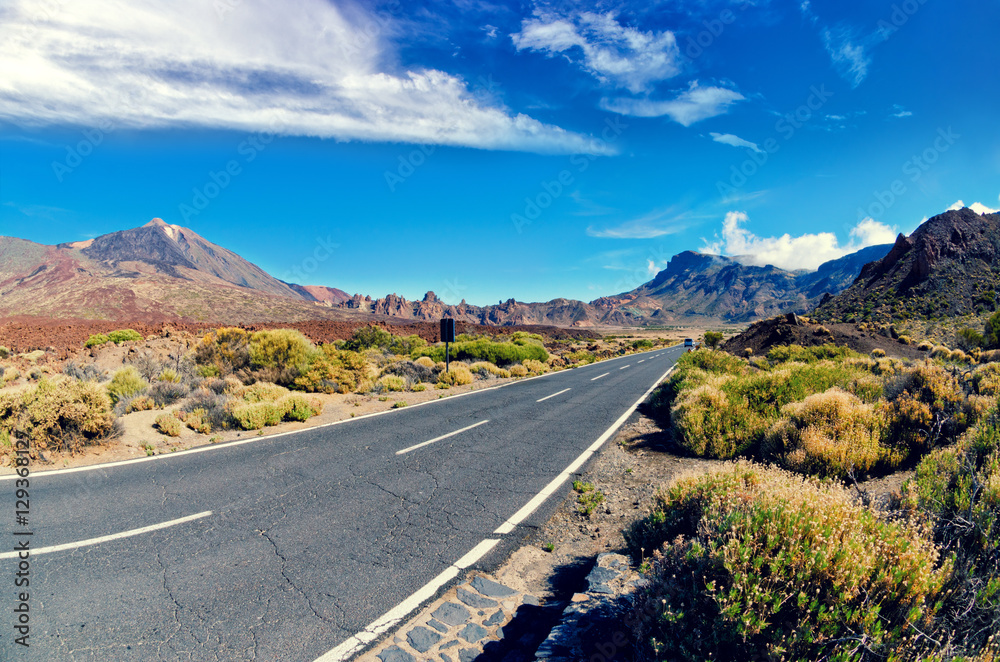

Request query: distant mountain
[
  {"left": 814, "top": 207, "right": 1000, "bottom": 322},
  {"left": 0, "top": 219, "right": 358, "bottom": 323},
  {"left": 0, "top": 217, "right": 891, "bottom": 326},
  {"left": 334, "top": 244, "right": 893, "bottom": 326}
]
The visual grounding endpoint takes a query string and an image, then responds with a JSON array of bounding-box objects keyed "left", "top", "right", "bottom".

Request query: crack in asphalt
[{"left": 258, "top": 527, "right": 337, "bottom": 628}]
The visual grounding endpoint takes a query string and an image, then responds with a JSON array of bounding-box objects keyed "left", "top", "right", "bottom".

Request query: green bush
[
  {"left": 627, "top": 464, "right": 951, "bottom": 662},
  {"left": 231, "top": 402, "right": 285, "bottom": 430},
  {"left": 155, "top": 413, "right": 181, "bottom": 437},
  {"left": 0, "top": 346, "right": 9, "bottom": 359},
  {"left": 0, "top": 378, "right": 116, "bottom": 452},
  {"left": 703, "top": 331, "right": 723, "bottom": 349},
  {"left": 294, "top": 346, "right": 375, "bottom": 394},
  {"left": 248, "top": 329, "right": 315, "bottom": 385},
  {"left": 902, "top": 412, "right": 1000, "bottom": 651},
  {"left": 108, "top": 329, "right": 143, "bottom": 344},
  {"left": 414, "top": 338, "right": 548, "bottom": 366},
  {"left": 238, "top": 381, "right": 289, "bottom": 403},
  {"left": 194, "top": 327, "right": 251, "bottom": 377},
  {"left": 280, "top": 394, "right": 321, "bottom": 421},
  {"left": 107, "top": 367, "right": 149, "bottom": 405},
  {"left": 84, "top": 333, "right": 110, "bottom": 348}
]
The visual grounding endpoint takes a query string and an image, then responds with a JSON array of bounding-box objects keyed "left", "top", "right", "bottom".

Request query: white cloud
[
  {"left": 949, "top": 201, "right": 1000, "bottom": 215},
  {"left": 889, "top": 104, "right": 913, "bottom": 119},
  {"left": 587, "top": 207, "right": 690, "bottom": 239},
  {"left": 701, "top": 211, "right": 897, "bottom": 271},
  {"left": 709, "top": 132, "right": 762, "bottom": 153},
  {"left": 822, "top": 26, "right": 871, "bottom": 88},
  {"left": 0, "top": 0, "right": 610, "bottom": 154},
  {"left": 601, "top": 81, "right": 744, "bottom": 126},
  {"left": 512, "top": 11, "right": 680, "bottom": 94}
]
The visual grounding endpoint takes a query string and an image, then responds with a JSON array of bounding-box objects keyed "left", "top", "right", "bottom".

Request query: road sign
[{"left": 440, "top": 318, "right": 455, "bottom": 343}]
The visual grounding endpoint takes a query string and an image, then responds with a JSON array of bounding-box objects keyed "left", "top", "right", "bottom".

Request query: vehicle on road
[{"left": 684, "top": 338, "right": 694, "bottom": 347}]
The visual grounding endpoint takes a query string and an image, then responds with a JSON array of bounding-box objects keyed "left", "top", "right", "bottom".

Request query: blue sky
[{"left": 1, "top": 0, "right": 998, "bottom": 305}]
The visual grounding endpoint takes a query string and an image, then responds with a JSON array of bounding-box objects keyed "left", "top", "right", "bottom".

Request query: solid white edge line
[
  {"left": 1, "top": 345, "right": 682, "bottom": 482},
  {"left": 493, "top": 364, "right": 676, "bottom": 536},
  {"left": 0, "top": 511, "right": 213, "bottom": 560},
  {"left": 395, "top": 420, "right": 490, "bottom": 456},
  {"left": 314, "top": 539, "right": 500, "bottom": 662},
  {"left": 590, "top": 372, "right": 610, "bottom": 381},
  {"left": 536, "top": 388, "right": 571, "bottom": 403}
]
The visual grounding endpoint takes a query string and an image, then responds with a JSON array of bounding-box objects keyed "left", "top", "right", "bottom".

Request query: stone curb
[{"left": 360, "top": 573, "right": 548, "bottom": 662}]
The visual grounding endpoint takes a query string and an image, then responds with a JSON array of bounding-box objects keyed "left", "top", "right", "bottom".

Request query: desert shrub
[
  {"left": 84, "top": 333, "right": 110, "bottom": 348},
  {"left": 129, "top": 352, "right": 161, "bottom": 380},
  {"left": 671, "top": 380, "right": 769, "bottom": 459},
  {"left": 415, "top": 356, "right": 436, "bottom": 369},
  {"left": 200, "top": 377, "right": 227, "bottom": 394},
  {"left": 633, "top": 339, "right": 656, "bottom": 351},
  {"left": 973, "top": 363, "right": 1000, "bottom": 396},
  {"left": 149, "top": 381, "right": 188, "bottom": 407},
  {"left": 438, "top": 366, "right": 474, "bottom": 386},
  {"left": 0, "top": 346, "right": 8, "bottom": 359},
  {"left": 3, "top": 368, "right": 19, "bottom": 383},
  {"left": 764, "top": 388, "right": 888, "bottom": 478},
  {"left": 414, "top": 338, "right": 548, "bottom": 366},
  {"left": 902, "top": 412, "right": 1000, "bottom": 652},
  {"left": 378, "top": 375, "right": 405, "bottom": 392},
  {"left": 931, "top": 345, "right": 952, "bottom": 359},
  {"left": 412, "top": 383, "right": 427, "bottom": 392},
  {"left": 62, "top": 361, "right": 104, "bottom": 382},
  {"left": 766, "top": 343, "right": 857, "bottom": 364},
  {"left": 381, "top": 360, "right": 434, "bottom": 385},
  {"left": 565, "top": 350, "right": 596, "bottom": 365},
  {"left": 0, "top": 378, "right": 116, "bottom": 452},
  {"left": 509, "top": 364, "right": 528, "bottom": 378},
  {"left": 918, "top": 340, "right": 934, "bottom": 351},
  {"left": 899, "top": 334, "right": 913, "bottom": 345},
  {"left": 248, "top": 329, "right": 315, "bottom": 385},
  {"left": 295, "top": 346, "right": 374, "bottom": 394},
  {"left": 157, "top": 368, "right": 182, "bottom": 383},
  {"left": 155, "top": 413, "right": 181, "bottom": 437},
  {"left": 872, "top": 347, "right": 887, "bottom": 358},
  {"left": 950, "top": 348, "right": 971, "bottom": 364},
  {"left": 522, "top": 359, "right": 548, "bottom": 375},
  {"left": 107, "top": 367, "right": 149, "bottom": 405},
  {"left": 702, "top": 331, "right": 723, "bottom": 349},
  {"left": 469, "top": 361, "right": 509, "bottom": 379},
  {"left": 180, "top": 389, "right": 232, "bottom": 432},
  {"left": 126, "top": 395, "right": 156, "bottom": 413},
  {"left": 239, "top": 382, "right": 289, "bottom": 403},
  {"left": 279, "top": 394, "right": 321, "bottom": 422},
  {"left": 194, "top": 327, "right": 251, "bottom": 377},
  {"left": 108, "top": 329, "right": 143, "bottom": 344},
  {"left": 231, "top": 401, "right": 285, "bottom": 430},
  {"left": 626, "top": 464, "right": 951, "bottom": 662}
]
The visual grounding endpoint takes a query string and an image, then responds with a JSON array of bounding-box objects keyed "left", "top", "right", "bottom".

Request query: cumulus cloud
[
  {"left": 709, "top": 132, "right": 762, "bottom": 153},
  {"left": 512, "top": 11, "right": 680, "bottom": 94},
  {"left": 601, "top": 81, "right": 744, "bottom": 126},
  {"left": 701, "top": 212, "right": 897, "bottom": 271},
  {"left": 0, "top": 0, "right": 610, "bottom": 154},
  {"left": 949, "top": 201, "right": 1000, "bottom": 215}
]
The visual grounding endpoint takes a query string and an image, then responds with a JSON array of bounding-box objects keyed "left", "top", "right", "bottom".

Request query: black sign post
[{"left": 440, "top": 318, "right": 455, "bottom": 373}]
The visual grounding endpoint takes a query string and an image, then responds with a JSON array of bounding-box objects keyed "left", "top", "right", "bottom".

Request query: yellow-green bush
[
  {"left": 107, "top": 367, "right": 149, "bottom": 405},
  {"left": 231, "top": 402, "right": 285, "bottom": 430},
  {"left": 438, "top": 366, "right": 474, "bottom": 386},
  {"left": 871, "top": 347, "right": 887, "bottom": 358},
  {"left": 248, "top": 329, "right": 315, "bottom": 384},
  {"left": 972, "top": 363, "right": 1000, "bottom": 396},
  {"left": 238, "top": 381, "right": 289, "bottom": 403},
  {"left": 764, "top": 387, "right": 887, "bottom": 477},
  {"left": 917, "top": 340, "right": 934, "bottom": 351},
  {"left": 126, "top": 395, "right": 156, "bottom": 413},
  {"left": 194, "top": 327, "right": 251, "bottom": 377},
  {"left": 378, "top": 375, "right": 405, "bottom": 392},
  {"left": 279, "top": 394, "right": 322, "bottom": 422},
  {"left": 155, "top": 413, "right": 181, "bottom": 437},
  {"left": 627, "top": 464, "right": 951, "bottom": 662},
  {"left": 931, "top": 345, "right": 952, "bottom": 359},
  {"left": 522, "top": 359, "right": 548, "bottom": 375},
  {"left": 0, "top": 378, "right": 115, "bottom": 452},
  {"left": 157, "top": 368, "right": 182, "bottom": 383},
  {"left": 509, "top": 364, "right": 528, "bottom": 378},
  {"left": 415, "top": 356, "right": 436, "bottom": 369},
  {"left": 294, "top": 346, "right": 375, "bottom": 394}
]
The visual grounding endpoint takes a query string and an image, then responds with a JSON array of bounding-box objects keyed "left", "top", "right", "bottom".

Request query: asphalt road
[{"left": 1, "top": 344, "right": 685, "bottom": 661}]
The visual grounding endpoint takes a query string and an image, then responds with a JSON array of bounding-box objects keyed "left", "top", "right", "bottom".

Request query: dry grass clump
[
  {"left": 931, "top": 345, "right": 952, "bottom": 359},
  {"left": 0, "top": 377, "right": 116, "bottom": 453},
  {"left": 437, "top": 366, "right": 474, "bottom": 386},
  {"left": 469, "top": 361, "right": 509, "bottom": 379},
  {"left": 626, "top": 464, "right": 950, "bottom": 662},
  {"left": 765, "top": 387, "right": 887, "bottom": 477},
  {"left": 918, "top": 340, "right": 935, "bottom": 351},
  {"left": 414, "top": 356, "right": 436, "bottom": 369},
  {"left": 871, "top": 347, "right": 887, "bottom": 358},
  {"left": 509, "top": 364, "right": 528, "bottom": 378},
  {"left": 671, "top": 377, "right": 768, "bottom": 459},
  {"left": 972, "top": 362, "right": 1000, "bottom": 396},
  {"left": 154, "top": 413, "right": 181, "bottom": 437},
  {"left": 521, "top": 359, "right": 548, "bottom": 375},
  {"left": 378, "top": 375, "right": 406, "bottom": 392}
]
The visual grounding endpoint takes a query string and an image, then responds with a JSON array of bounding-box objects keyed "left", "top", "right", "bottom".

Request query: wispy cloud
[
  {"left": 821, "top": 26, "right": 871, "bottom": 88},
  {"left": 0, "top": 0, "right": 611, "bottom": 154},
  {"left": 709, "top": 132, "right": 762, "bottom": 153},
  {"left": 512, "top": 11, "right": 680, "bottom": 94},
  {"left": 601, "top": 81, "right": 744, "bottom": 126},
  {"left": 889, "top": 104, "right": 913, "bottom": 119},
  {"left": 587, "top": 207, "right": 692, "bottom": 239},
  {"left": 701, "top": 211, "right": 897, "bottom": 270}
]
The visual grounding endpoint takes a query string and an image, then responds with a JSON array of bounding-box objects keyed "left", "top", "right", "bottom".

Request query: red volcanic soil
[{"left": 0, "top": 316, "right": 600, "bottom": 357}]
